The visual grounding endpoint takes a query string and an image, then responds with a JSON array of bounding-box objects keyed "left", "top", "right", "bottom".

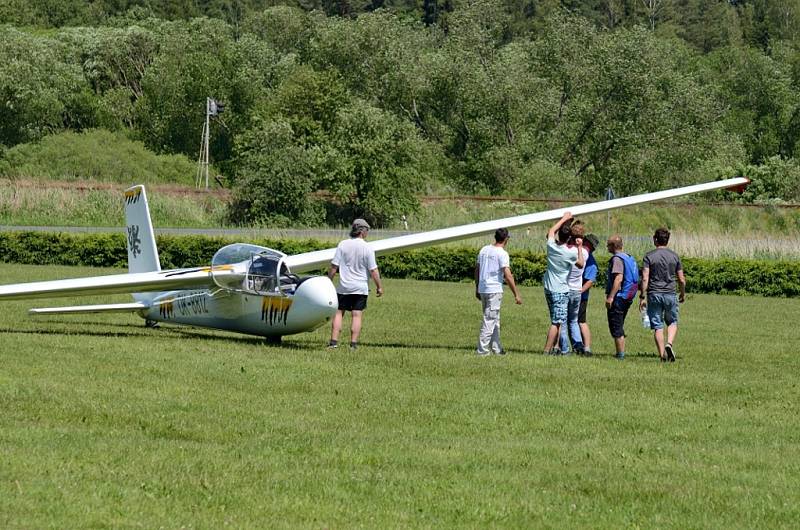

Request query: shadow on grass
[{"left": 0, "top": 321, "right": 325, "bottom": 350}]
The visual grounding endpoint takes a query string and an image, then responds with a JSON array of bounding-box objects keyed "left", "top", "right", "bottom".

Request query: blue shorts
[
  {"left": 647, "top": 293, "right": 679, "bottom": 330},
  {"left": 545, "top": 290, "right": 569, "bottom": 324}
]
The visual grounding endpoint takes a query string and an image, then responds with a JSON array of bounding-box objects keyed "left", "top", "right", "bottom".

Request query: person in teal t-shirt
[{"left": 542, "top": 212, "right": 584, "bottom": 354}]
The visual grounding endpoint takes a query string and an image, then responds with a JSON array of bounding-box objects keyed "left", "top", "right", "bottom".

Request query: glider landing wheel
[
  {"left": 265, "top": 335, "right": 282, "bottom": 345},
  {"left": 145, "top": 319, "right": 159, "bottom": 328}
]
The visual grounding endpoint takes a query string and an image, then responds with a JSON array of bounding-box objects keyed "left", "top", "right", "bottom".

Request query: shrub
[
  {"left": 0, "top": 129, "right": 197, "bottom": 184},
  {"left": 1, "top": 231, "right": 799, "bottom": 297}
]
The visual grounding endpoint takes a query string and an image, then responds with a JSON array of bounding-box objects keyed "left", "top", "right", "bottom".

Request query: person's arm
[
  {"left": 639, "top": 267, "right": 650, "bottom": 310},
  {"left": 581, "top": 259, "right": 597, "bottom": 294},
  {"left": 327, "top": 265, "right": 338, "bottom": 280},
  {"left": 574, "top": 242, "right": 585, "bottom": 269},
  {"left": 370, "top": 268, "right": 383, "bottom": 297},
  {"left": 474, "top": 264, "right": 481, "bottom": 300},
  {"left": 677, "top": 269, "right": 686, "bottom": 303},
  {"left": 503, "top": 267, "right": 522, "bottom": 304},
  {"left": 547, "top": 211, "right": 572, "bottom": 240},
  {"left": 606, "top": 257, "right": 622, "bottom": 308},
  {"left": 606, "top": 274, "right": 622, "bottom": 308}
]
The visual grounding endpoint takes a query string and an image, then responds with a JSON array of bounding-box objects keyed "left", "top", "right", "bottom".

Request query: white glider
[{"left": 0, "top": 178, "right": 748, "bottom": 340}]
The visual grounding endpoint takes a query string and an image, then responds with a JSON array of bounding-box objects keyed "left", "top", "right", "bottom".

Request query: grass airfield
[{"left": 1, "top": 263, "right": 799, "bottom": 528}]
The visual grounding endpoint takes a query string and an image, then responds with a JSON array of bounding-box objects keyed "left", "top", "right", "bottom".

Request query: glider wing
[
  {"left": 285, "top": 177, "right": 749, "bottom": 274},
  {"left": 0, "top": 267, "right": 240, "bottom": 301}
]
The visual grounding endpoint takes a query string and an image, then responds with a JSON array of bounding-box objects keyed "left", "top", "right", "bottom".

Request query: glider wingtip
[{"left": 726, "top": 177, "right": 751, "bottom": 194}]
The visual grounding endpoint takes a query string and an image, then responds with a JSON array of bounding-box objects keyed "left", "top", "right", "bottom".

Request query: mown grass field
[{"left": 1, "top": 263, "right": 799, "bottom": 527}]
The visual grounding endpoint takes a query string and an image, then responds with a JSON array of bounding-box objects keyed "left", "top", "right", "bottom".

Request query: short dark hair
[
  {"left": 654, "top": 227, "right": 670, "bottom": 246},
  {"left": 557, "top": 219, "right": 573, "bottom": 243},
  {"left": 494, "top": 228, "right": 509, "bottom": 243}
]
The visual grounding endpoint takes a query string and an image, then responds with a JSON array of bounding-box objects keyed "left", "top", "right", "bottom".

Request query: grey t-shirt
[{"left": 643, "top": 247, "right": 682, "bottom": 294}]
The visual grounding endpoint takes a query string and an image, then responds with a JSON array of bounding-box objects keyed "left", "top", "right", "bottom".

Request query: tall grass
[
  {"left": 1, "top": 264, "right": 799, "bottom": 528},
  {"left": 0, "top": 181, "right": 228, "bottom": 228}
]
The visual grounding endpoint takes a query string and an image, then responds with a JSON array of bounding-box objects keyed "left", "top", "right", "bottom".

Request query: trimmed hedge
[{"left": 1, "top": 231, "right": 799, "bottom": 297}]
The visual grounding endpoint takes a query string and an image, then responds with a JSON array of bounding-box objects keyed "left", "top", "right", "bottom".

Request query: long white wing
[
  {"left": 0, "top": 177, "right": 747, "bottom": 299},
  {"left": 0, "top": 267, "right": 240, "bottom": 301},
  {"left": 285, "top": 178, "right": 749, "bottom": 273}
]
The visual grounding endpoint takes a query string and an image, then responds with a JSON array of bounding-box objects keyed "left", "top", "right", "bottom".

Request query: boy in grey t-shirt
[{"left": 640, "top": 227, "right": 686, "bottom": 362}]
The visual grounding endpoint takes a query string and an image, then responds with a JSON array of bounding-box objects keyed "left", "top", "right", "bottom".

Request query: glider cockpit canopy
[{"left": 211, "top": 243, "right": 296, "bottom": 297}]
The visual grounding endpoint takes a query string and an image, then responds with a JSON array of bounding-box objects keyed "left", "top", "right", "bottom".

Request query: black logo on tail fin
[{"left": 127, "top": 225, "right": 141, "bottom": 258}]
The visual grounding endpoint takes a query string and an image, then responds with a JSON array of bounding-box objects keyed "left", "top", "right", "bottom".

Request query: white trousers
[{"left": 477, "top": 292, "right": 503, "bottom": 354}]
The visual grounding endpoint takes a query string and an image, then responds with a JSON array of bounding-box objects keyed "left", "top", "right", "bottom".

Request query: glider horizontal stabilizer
[{"left": 29, "top": 302, "right": 149, "bottom": 315}]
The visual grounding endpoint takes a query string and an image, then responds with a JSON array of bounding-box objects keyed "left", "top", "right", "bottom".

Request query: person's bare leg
[
  {"left": 654, "top": 328, "right": 666, "bottom": 360},
  {"left": 544, "top": 324, "right": 561, "bottom": 353},
  {"left": 666, "top": 323, "right": 678, "bottom": 347},
  {"left": 580, "top": 323, "right": 592, "bottom": 351},
  {"left": 614, "top": 336, "right": 625, "bottom": 355},
  {"left": 350, "top": 310, "right": 364, "bottom": 344},
  {"left": 329, "top": 310, "right": 345, "bottom": 345}
]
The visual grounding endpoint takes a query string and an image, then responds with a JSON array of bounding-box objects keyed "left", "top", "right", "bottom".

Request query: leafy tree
[
  {"left": 325, "top": 100, "right": 428, "bottom": 226},
  {"left": 240, "top": 6, "right": 313, "bottom": 55},
  {"left": 228, "top": 119, "right": 325, "bottom": 226},
  {"left": 736, "top": 156, "right": 800, "bottom": 203},
  {"left": 701, "top": 45, "right": 800, "bottom": 163},
  {"left": 0, "top": 28, "right": 98, "bottom": 146},
  {"left": 134, "top": 18, "right": 238, "bottom": 159}
]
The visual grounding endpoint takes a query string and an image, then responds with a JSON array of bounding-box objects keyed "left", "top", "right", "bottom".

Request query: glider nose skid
[{"left": 291, "top": 275, "right": 338, "bottom": 330}]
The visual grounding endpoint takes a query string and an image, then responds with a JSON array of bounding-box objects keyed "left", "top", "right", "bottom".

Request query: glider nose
[{"left": 293, "top": 276, "right": 338, "bottom": 327}]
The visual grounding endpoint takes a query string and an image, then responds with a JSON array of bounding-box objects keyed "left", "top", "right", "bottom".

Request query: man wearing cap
[{"left": 327, "top": 218, "right": 383, "bottom": 350}]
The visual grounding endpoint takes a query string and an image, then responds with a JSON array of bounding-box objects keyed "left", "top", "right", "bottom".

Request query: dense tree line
[{"left": 1, "top": 0, "right": 799, "bottom": 225}]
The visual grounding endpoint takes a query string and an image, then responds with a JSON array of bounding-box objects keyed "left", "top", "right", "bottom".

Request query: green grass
[
  {"left": 1, "top": 263, "right": 799, "bottom": 527},
  {"left": 0, "top": 180, "right": 228, "bottom": 228}
]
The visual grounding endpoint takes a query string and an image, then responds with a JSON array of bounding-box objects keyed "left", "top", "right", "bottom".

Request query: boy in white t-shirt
[
  {"left": 475, "top": 228, "right": 522, "bottom": 356},
  {"left": 543, "top": 212, "right": 584, "bottom": 354}
]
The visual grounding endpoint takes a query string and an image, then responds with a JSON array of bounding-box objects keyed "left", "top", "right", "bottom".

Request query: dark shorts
[
  {"left": 607, "top": 297, "right": 632, "bottom": 338},
  {"left": 337, "top": 293, "right": 368, "bottom": 312},
  {"left": 578, "top": 298, "right": 589, "bottom": 324}
]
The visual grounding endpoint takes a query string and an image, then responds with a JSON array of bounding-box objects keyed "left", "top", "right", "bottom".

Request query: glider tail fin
[{"left": 124, "top": 185, "right": 160, "bottom": 274}]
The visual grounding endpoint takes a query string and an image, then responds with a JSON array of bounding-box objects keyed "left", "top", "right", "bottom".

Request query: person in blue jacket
[{"left": 605, "top": 235, "right": 639, "bottom": 360}]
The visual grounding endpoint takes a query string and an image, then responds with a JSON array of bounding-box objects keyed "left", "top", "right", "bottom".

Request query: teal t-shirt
[{"left": 543, "top": 237, "right": 578, "bottom": 293}]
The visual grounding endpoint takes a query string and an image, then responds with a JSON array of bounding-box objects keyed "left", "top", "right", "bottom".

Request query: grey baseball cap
[{"left": 351, "top": 218, "right": 370, "bottom": 230}]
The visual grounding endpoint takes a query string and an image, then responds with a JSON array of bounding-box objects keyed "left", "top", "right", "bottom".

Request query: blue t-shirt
[
  {"left": 580, "top": 252, "right": 598, "bottom": 301},
  {"left": 543, "top": 237, "right": 578, "bottom": 293}
]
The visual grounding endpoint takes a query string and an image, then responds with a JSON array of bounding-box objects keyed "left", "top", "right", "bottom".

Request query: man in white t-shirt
[
  {"left": 327, "top": 218, "right": 383, "bottom": 350},
  {"left": 475, "top": 228, "right": 522, "bottom": 356}
]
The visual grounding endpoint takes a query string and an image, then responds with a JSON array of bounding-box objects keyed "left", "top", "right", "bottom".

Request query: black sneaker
[
  {"left": 665, "top": 344, "right": 675, "bottom": 362},
  {"left": 495, "top": 350, "right": 507, "bottom": 356}
]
